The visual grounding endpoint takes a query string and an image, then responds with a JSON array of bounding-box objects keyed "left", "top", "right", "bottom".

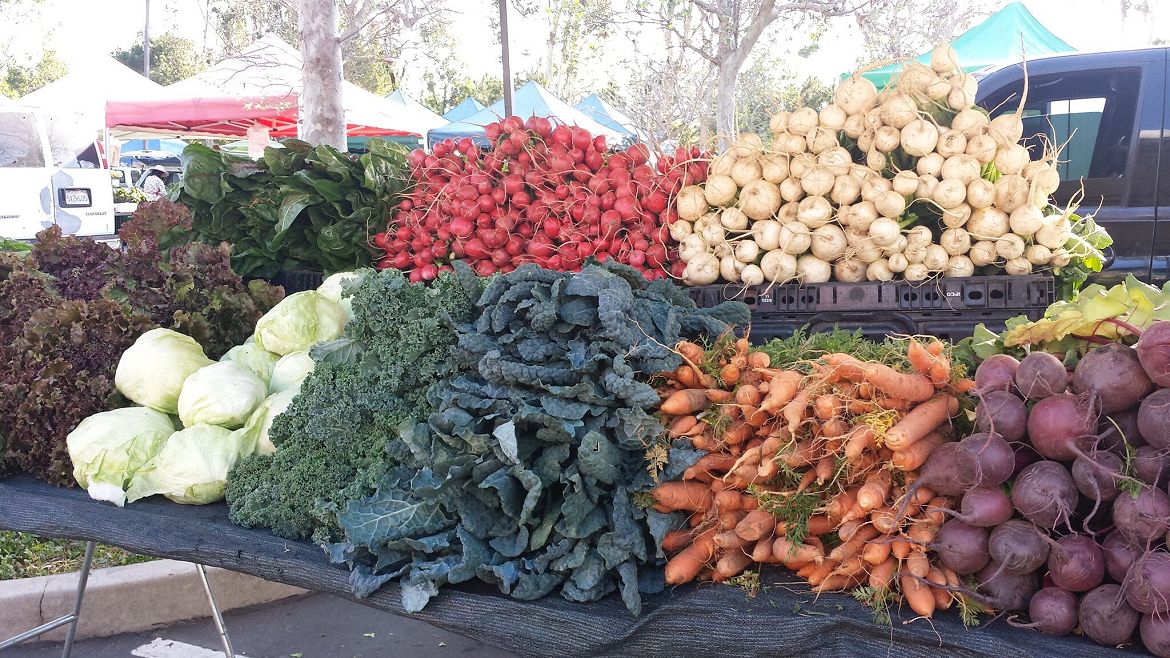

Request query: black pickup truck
[{"left": 977, "top": 47, "right": 1170, "bottom": 285}]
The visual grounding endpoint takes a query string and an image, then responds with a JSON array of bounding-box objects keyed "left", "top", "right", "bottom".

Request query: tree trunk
[
  {"left": 715, "top": 60, "right": 739, "bottom": 147},
  {"left": 298, "top": 0, "right": 346, "bottom": 149}
]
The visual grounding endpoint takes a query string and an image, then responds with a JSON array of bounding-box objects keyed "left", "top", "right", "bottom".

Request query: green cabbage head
[
  {"left": 317, "top": 269, "right": 371, "bottom": 320},
  {"left": 177, "top": 361, "right": 267, "bottom": 429},
  {"left": 127, "top": 424, "right": 248, "bottom": 504},
  {"left": 253, "top": 291, "right": 347, "bottom": 356},
  {"left": 66, "top": 406, "right": 176, "bottom": 507},
  {"left": 238, "top": 388, "right": 298, "bottom": 455},
  {"left": 220, "top": 341, "right": 280, "bottom": 385},
  {"left": 268, "top": 351, "right": 314, "bottom": 395},
  {"left": 115, "top": 328, "right": 214, "bottom": 414}
]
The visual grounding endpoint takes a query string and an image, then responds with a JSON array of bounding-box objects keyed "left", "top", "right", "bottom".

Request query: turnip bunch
[{"left": 673, "top": 43, "right": 1101, "bottom": 287}]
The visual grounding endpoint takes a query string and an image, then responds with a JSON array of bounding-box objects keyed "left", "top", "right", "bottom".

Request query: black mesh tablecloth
[{"left": 0, "top": 475, "right": 1148, "bottom": 657}]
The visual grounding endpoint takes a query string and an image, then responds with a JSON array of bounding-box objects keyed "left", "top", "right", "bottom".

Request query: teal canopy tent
[
  {"left": 427, "top": 81, "right": 621, "bottom": 150},
  {"left": 856, "top": 2, "right": 1075, "bottom": 88},
  {"left": 443, "top": 96, "right": 486, "bottom": 122},
  {"left": 575, "top": 93, "right": 641, "bottom": 140}
]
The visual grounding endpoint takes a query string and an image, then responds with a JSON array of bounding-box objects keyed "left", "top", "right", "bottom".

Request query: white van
[{"left": 0, "top": 106, "right": 115, "bottom": 242}]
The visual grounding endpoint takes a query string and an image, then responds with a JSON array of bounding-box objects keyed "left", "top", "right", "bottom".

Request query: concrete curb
[{"left": 0, "top": 559, "right": 306, "bottom": 644}]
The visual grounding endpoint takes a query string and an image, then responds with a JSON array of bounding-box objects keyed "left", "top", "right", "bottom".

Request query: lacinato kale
[
  {"left": 330, "top": 261, "right": 749, "bottom": 614},
  {"left": 225, "top": 268, "right": 480, "bottom": 543}
]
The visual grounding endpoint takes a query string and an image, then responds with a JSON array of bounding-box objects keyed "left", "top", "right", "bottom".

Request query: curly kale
[
  {"left": 226, "top": 269, "right": 481, "bottom": 543},
  {"left": 331, "top": 260, "right": 748, "bottom": 615}
]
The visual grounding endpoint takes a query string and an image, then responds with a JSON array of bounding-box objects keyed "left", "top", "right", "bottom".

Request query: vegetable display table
[{"left": 0, "top": 476, "right": 1145, "bottom": 658}]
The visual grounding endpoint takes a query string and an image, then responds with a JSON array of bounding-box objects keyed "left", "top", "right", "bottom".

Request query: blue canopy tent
[
  {"left": 575, "top": 93, "right": 641, "bottom": 140},
  {"left": 443, "top": 97, "right": 485, "bottom": 122},
  {"left": 119, "top": 138, "right": 188, "bottom": 154},
  {"left": 856, "top": 2, "right": 1075, "bottom": 88},
  {"left": 427, "top": 81, "right": 622, "bottom": 149},
  {"left": 381, "top": 90, "right": 447, "bottom": 148}
]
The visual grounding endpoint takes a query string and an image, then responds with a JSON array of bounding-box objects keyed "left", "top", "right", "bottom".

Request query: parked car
[
  {"left": 0, "top": 106, "right": 115, "bottom": 242},
  {"left": 977, "top": 47, "right": 1170, "bottom": 285}
]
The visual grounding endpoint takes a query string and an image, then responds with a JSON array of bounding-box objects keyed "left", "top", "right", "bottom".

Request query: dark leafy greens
[
  {"left": 176, "top": 140, "right": 411, "bottom": 278},
  {"left": 226, "top": 268, "right": 480, "bottom": 543},
  {"left": 330, "top": 261, "right": 749, "bottom": 615}
]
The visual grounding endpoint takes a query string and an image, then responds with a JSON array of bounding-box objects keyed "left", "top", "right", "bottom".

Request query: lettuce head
[
  {"left": 253, "top": 291, "right": 347, "bottom": 356},
  {"left": 66, "top": 406, "right": 176, "bottom": 507},
  {"left": 126, "top": 424, "right": 248, "bottom": 505},
  {"left": 115, "top": 328, "right": 214, "bottom": 414},
  {"left": 177, "top": 361, "right": 267, "bottom": 429}
]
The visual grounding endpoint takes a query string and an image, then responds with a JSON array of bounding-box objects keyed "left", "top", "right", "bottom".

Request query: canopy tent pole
[{"left": 499, "top": 0, "right": 513, "bottom": 117}]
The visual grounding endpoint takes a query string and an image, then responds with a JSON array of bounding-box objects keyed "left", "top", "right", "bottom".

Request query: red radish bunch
[{"left": 371, "top": 115, "right": 707, "bottom": 282}]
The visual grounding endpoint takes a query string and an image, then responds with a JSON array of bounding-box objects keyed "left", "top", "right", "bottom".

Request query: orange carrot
[
  {"left": 735, "top": 385, "right": 763, "bottom": 406},
  {"left": 884, "top": 394, "right": 957, "bottom": 451},
  {"left": 651, "top": 481, "right": 714, "bottom": 512},
  {"left": 752, "top": 538, "right": 775, "bottom": 563},
  {"left": 905, "top": 551, "right": 931, "bottom": 578},
  {"left": 747, "top": 351, "right": 770, "bottom": 368},
  {"left": 837, "top": 519, "right": 862, "bottom": 542},
  {"left": 901, "top": 571, "right": 936, "bottom": 617},
  {"left": 691, "top": 434, "right": 718, "bottom": 452},
  {"left": 781, "top": 390, "right": 810, "bottom": 437},
  {"left": 714, "top": 489, "right": 745, "bottom": 512},
  {"left": 795, "top": 563, "right": 818, "bottom": 579},
  {"left": 719, "top": 510, "right": 747, "bottom": 531},
  {"left": 684, "top": 454, "right": 737, "bottom": 481},
  {"left": 706, "top": 388, "right": 734, "bottom": 403},
  {"left": 821, "top": 418, "right": 850, "bottom": 439},
  {"left": 857, "top": 469, "right": 893, "bottom": 511},
  {"left": 794, "top": 467, "right": 817, "bottom": 492},
  {"left": 927, "top": 567, "right": 952, "bottom": 610},
  {"left": 871, "top": 507, "right": 900, "bottom": 535},
  {"left": 714, "top": 530, "right": 752, "bottom": 550},
  {"left": 722, "top": 421, "right": 754, "bottom": 446},
  {"left": 760, "top": 370, "right": 802, "bottom": 412},
  {"left": 660, "top": 389, "right": 713, "bottom": 415},
  {"left": 825, "top": 488, "right": 859, "bottom": 521},
  {"left": 831, "top": 555, "right": 868, "bottom": 578},
  {"left": 869, "top": 557, "right": 897, "bottom": 589},
  {"left": 890, "top": 431, "right": 944, "bottom": 471},
  {"left": 829, "top": 525, "right": 880, "bottom": 562},
  {"left": 676, "top": 340, "right": 705, "bottom": 364},
  {"left": 735, "top": 510, "right": 777, "bottom": 541},
  {"left": 862, "top": 538, "right": 892, "bottom": 565},
  {"left": 667, "top": 415, "right": 698, "bottom": 437},
  {"left": 664, "top": 528, "right": 717, "bottom": 585},
  {"left": 922, "top": 496, "right": 950, "bottom": 525},
  {"left": 907, "top": 338, "right": 937, "bottom": 379},
  {"left": 661, "top": 530, "right": 695, "bottom": 552},
  {"left": 890, "top": 538, "right": 912, "bottom": 560},
  {"left": 742, "top": 405, "right": 768, "bottom": 428},
  {"left": 844, "top": 426, "right": 876, "bottom": 460},
  {"left": 814, "top": 455, "right": 835, "bottom": 484},
  {"left": 713, "top": 550, "right": 753, "bottom": 582},
  {"left": 954, "top": 378, "right": 977, "bottom": 394},
  {"left": 811, "top": 573, "right": 854, "bottom": 592},
  {"left": 805, "top": 561, "right": 838, "bottom": 587},
  {"left": 773, "top": 537, "right": 825, "bottom": 564},
  {"left": 814, "top": 394, "right": 843, "bottom": 420},
  {"left": 807, "top": 514, "right": 833, "bottom": 536}
]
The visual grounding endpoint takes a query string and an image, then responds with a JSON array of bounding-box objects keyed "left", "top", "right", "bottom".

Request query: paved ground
[{"left": 4, "top": 592, "right": 521, "bottom": 658}]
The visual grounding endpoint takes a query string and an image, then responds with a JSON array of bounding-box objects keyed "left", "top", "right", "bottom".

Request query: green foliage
[
  {"left": 759, "top": 328, "right": 907, "bottom": 374},
  {"left": 110, "top": 33, "right": 205, "bottom": 85},
  {"left": 112, "top": 187, "right": 148, "bottom": 204},
  {"left": 176, "top": 140, "right": 411, "bottom": 278},
  {"left": 962, "top": 274, "right": 1168, "bottom": 362},
  {"left": 1, "top": 49, "right": 65, "bottom": 98},
  {"left": 226, "top": 269, "right": 479, "bottom": 543},
  {"left": 330, "top": 261, "right": 749, "bottom": 614},
  {"left": 1, "top": 532, "right": 151, "bottom": 580},
  {"left": 851, "top": 585, "right": 893, "bottom": 626}
]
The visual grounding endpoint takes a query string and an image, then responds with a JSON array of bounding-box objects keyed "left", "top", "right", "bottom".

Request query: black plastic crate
[
  {"left": 687, "top": 274, "right": 1055, "bottom": 314},
  {"left": 268, "top": 269, "right": 325, "bottom": 293},
  {"left": 741, "top": 307, "right": 1046, "bottom": 344}
]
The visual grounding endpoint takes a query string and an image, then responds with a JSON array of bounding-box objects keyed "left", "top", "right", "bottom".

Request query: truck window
[
  {"left": 0, "top": 111, "right": 46, "bottom": 168},
  {"left": 983, "top": 67, "right": 1141, "bottom": 204}
]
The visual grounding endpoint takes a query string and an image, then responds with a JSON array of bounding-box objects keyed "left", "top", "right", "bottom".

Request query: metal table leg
[
  {"left": 0, "top": 540, "right": 95, "bottom": 656},
  {"left": 196, "top": 563, "right": 236, "bottom": 658}
]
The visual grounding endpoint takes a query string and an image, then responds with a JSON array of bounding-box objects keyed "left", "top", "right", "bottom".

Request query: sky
[{"left": 10, "top": 0, "right": 1170, "bottom": 101}]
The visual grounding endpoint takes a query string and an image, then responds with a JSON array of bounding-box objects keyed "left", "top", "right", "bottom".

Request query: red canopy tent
[{"left": 105, "top": 93, "right": 416, "bottom": 138}]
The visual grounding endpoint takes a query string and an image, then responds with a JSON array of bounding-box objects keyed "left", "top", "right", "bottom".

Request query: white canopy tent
[
  {"left": 166, "top": 35, "right": 420, "bottom": 140},
  {"left": 383, "top": 89, "right": 447, "bottom": 138},
  {"left": 19, "top": 55, "right": 165, "bottom": 127}
]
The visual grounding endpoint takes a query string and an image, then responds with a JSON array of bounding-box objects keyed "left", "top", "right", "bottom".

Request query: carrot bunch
[{"left": 651, "top": 335, "right": 974, "bottom": 619}]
